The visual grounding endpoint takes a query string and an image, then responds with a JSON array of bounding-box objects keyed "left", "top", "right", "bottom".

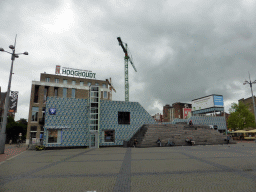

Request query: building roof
[{"left": 192, "top": 94, "right": 223, "bottom": 101}]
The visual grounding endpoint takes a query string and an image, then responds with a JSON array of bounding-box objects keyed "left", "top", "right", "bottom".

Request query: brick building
[
  {"left": 26, "top": 72, "right": 112, "bottom": 144},
  {"left": 238, "top": 96, "right": 256, "bottom": 115},
  {"left": 162, "top": 104, "right": 174, "bottom": 122},
  {"left": 172, "top": 102, "right": 192, "bottom": 119},
  {"left": 163, "top": 103, "right": 192, "bottom": 122}
]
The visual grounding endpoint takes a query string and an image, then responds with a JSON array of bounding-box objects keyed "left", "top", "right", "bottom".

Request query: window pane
[
  {"left": 31, "top": 107, "right": 39, "bottom": 121},
  {"left": 48, "top": 129, "right": 58, "bottom": 143},
  {"left": 72, "top": 89, "right": 76, "bottom": 98},
  {"left": 80, "top": 81, "right": 84, "bottom": 86},
  {"left": 95, "top": 83, "right": 99, "bottom": 86},
  {"left": 46, "top": 78, "right": 50, "bottom": 82},
  {"left": 104, "top": 91, "right": 108, "bottom": 99},
  {"left": 54, "top": 88, "right": 58, "bottom": 97},
  {"left": 63, "top": 80, "right": 67, "bottom": 84},
  {"left": 104, "top": 131, "right": 115, "bottom": 142},
  {"left": 30, "top": 126, "right": 37, "bottom": 131},
  {"left": 63, "top": 88, "right": 67, "bottom": 98},
  {"left": 55, "top": 79, "right": 59, "bottom": 83},
  {"left": 72, "top": 81, "right": 76, "bottom": 85},
  {"left": 88, "top": 82, "right": 91, "bottom": 86},
  {"left": 118, "top": 112, "right": 130, "bottom": 124},
  {"left": 102, "top": 84, "right": 106, "bottom": 88}
]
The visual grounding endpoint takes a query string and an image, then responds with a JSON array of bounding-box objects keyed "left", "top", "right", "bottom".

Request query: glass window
[
  {"left": 63, "top": 88, "right": 67, "bottom": 98},
  {"left": 104, "top": 130, "right": 115, "bottom": 142},
  {"left": 80, "top": 81, "right": 84, "bottom": 86},
  {"left": 30, "top": 126, "right": 37, "bottom": 131},
  {"left": 103, "top": 91, "right": 108, "bottom": 99},
  {"left": 63, "top": 79, "right": 67, "bottom": 84},
  {"left": 102, "top": 84, "right": 106, "bottom": 88},
  {"left": 54, "top": 87, "right": 58, "bottom": 97},
  {"left": 118, "top": 112, "right": 130, "bottom": 124},
  {"left": 95, "top": 83, "right": 99, "bottom": 86},
  {"left": 72, "top": 89, "right": 76, "bottom": 98},
  {"left": 88, "top": 82, "right": 91, "bottom": 86},
  {"left": 34, "top": 85, "right": 39, "bottom": 103},
  {"left": 47, "top": 129, "right": 61, "bottom": 144},
  {"left": 44, "top": 87, "right": 49, "bottom": 103},
  {"left": 72, "top": 80, "right": 76, "bottom": 85},
  {"left": 45, "top": 77, "right": 50, "bottom": 82},
  {"left": 31, "top": 107, "right": 39, "bottom": 121},
  {"left": 55, "top": 79, "right": 59, "bottom": 83}
]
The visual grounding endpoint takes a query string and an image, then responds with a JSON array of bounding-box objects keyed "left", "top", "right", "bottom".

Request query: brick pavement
[
  {"left": 0, "top": 144, "right": 27, "bottom": 164},
  {"left": 0, "top": 143, "right": 256, "bottom": 192}
]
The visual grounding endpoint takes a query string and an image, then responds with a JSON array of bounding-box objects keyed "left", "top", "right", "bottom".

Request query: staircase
[{"left": 127, "top": 124, "right": 235, "bottom": 148}]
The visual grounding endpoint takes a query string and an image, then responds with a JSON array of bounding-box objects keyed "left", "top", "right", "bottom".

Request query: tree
[
  {"left": 6, "top": 117, "right": 27, "bottom": 143},
  {"left": 227, "top": 102, "right": 256, "bottom": 130}
]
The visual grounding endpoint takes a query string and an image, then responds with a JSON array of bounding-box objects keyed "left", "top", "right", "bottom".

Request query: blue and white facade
[{"left": 43, "top": 97, "right": 155, "bottom": 148}]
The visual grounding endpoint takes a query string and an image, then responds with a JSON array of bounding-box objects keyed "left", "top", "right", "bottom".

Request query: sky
[{"left": 1, "top": 0, "right": 256, "bottom": 121}]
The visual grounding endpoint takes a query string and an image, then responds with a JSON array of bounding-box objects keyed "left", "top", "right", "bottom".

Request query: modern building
[
  {"left": 43, "top": 85, "right": 156, "bottom": 148},
  {"left": 26, "top": 70, "right": 112, "bottom": 145}
]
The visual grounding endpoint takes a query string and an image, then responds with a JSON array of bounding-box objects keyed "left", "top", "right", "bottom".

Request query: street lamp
[
  {"left": 0, "top": 35, "right": 28, "bottom": 154},
  {"left": 243, "top": 72, "right": 256, "bottom": 126}
]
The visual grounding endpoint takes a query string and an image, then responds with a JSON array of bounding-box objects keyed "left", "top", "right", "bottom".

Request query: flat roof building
[{"left": 26, "top": 72, "right": 111, "bottom": 145}]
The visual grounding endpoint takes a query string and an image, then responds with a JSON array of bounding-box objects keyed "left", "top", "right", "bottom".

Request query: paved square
[{"left": 0, "top": 143, "right": 256, "bottom": 192}]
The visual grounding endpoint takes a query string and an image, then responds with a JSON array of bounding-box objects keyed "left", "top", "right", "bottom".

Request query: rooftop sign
[{"left": 55, "top": 65, "right": 96, "bottom": 79}]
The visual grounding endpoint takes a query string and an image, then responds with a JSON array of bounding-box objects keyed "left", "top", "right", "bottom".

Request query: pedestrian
[
  {"left": 9, "top": 139, "right": 12, "bottom": 145},
  {"left": 156, "top": 138, "right": 161, "bottom": 147},
  {"left": 189, "top": 120, "right": 193, "bottom": 126},
  {"left": 227, "top": 135, "right": 230, "bottom": 144},
  {"left": 133, "top": 139, "right": 138, "bottom": 148}
]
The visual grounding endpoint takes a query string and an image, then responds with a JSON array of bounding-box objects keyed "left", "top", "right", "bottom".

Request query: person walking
[{"left": 156, "top": 138, "right": 161, "bottom": 147}]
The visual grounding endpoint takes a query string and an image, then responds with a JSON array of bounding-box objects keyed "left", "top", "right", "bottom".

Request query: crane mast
[{"left": 117, "top": 37, "right": 137, "bottom": 102}]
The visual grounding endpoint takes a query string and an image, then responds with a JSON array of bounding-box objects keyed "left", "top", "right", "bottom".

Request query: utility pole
[{"left": 243, "top": 72, "right": 256, "bottom": 125}]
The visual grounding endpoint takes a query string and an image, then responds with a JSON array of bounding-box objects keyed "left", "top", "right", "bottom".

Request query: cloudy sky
[{"left": 1, "top": 0, "right": 256, "bottom": 121}]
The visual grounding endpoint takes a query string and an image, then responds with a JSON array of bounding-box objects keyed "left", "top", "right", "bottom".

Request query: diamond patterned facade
[{"left": 43, "top": 97, "right": 156, "bottom": 147}]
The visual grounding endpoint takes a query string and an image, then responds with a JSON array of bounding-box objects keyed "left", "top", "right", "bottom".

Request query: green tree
[
  {"left": 6, "top": 117, "right": 27, "bottom": 143},
  {"left": 227, "top": 102, "right": 256, "bottom": 130}
]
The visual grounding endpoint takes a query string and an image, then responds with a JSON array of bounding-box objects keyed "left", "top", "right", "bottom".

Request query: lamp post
[
  {"left": 243, "top": 72, "right": 256, "bottom": 126},
  {"left": 0, "top": 35, "right": 28, "bottom": 154}
]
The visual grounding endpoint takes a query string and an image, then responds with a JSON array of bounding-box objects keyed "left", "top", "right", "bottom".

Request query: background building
[
  {"left": 26, "top": 72, "right": 112, "bottom": 145},
  {"left": 172, "top": 102, "right": 192, "bottom": 119},
  {"left": 163, "top": 104, "right": 174, "bottom": 122},
  {"left": 238, "top": 96, "right": 256, "bottom": 115},
  {"left": 0, "top": 87, "right": 18, "bottom": 126},
  {"left": 152, "top": 113, "right": 163, "bottom": 122}
]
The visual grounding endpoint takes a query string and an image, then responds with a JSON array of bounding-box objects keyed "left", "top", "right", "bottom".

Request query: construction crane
[
  {"left": 106, "top": 78, "right": 116, "bottom": 100},
  {"left": 117, "top": 37, "right": 137, "bottom": 102}
]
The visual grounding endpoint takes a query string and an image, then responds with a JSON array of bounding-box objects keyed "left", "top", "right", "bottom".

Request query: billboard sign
[
  {"left": 183, "top": 108, "right": 192, "bottom": 119},
  {"left": 55, "top": 65, "right": 96, "bottom": 79},
  {"left": 213, "top": 95, "right": 224, "bottom": 107},
  {"left": 9, "top": 91, "right": 18, "bottom": 113},
  {"left": 192, "top": 95, "right": 223, "bottom": 111}
]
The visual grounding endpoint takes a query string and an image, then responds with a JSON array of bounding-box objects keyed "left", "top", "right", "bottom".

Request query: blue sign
[
  {"left": 213, "top": 95, "right": 223, "bottom": 107},
  {"left": 49, "top": 108, "right": 56, "bottom": 115}
]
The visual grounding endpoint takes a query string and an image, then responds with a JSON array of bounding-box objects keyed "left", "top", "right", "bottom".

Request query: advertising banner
[
  {"left": 9, "top": 91, "right": 18, "bottom": 113},
  {"left": 55, "top": 65, "right": 96, "bottom": 79},
  {"left": 183, "top": 108, "right": 192, "bottom": 119},
  {"left": 213, "top": 95, "right": 224, "bottom": 107},
  {"left": 192, "top": 95, "right": 214, "bottom": 111}
]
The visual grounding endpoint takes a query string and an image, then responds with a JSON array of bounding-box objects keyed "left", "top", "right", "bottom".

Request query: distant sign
[
  {"left": 213, "top": 95, "right": 224, "bottom": 107},
  {"left": 55, "top": 65, "right": 96, "bottom": 79},
  {"left": 49, "top": 108, "right": 56, "bottom": 115},
  {"left": 9, "top": 91, "right": 18, "bottom": 113},
  {"left": 192, "top": 95, "right": 223, "bottom": 111}
]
